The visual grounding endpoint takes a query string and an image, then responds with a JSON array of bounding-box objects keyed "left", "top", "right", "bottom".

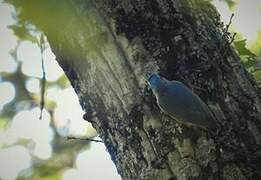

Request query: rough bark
[{"left": 10, "top": 0, "right": 261, "bottom": 179}]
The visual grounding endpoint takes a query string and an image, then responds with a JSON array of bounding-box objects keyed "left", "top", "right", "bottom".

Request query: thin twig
[
  {"left": 39, "top": 34, "right": 46, "bottom": 120},
  {"left": 225, "top": 13, "right": 234, "bottom": 33},
  {"left": 218, "top": 14, "right": 236, "bottom": 60},
  {"left": 67, "top": 136, "right": 103, "bottom": 143}
]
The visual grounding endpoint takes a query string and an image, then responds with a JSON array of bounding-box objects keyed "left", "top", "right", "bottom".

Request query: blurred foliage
[
  {"left": 251, "top": 31, "right": 261, "bottom": 57},
  {"left": 0, "top": 59, "right": 90, "bottom": 179},
  {"left": 253, "top": 70, "right": 261, "bottom": 85},
  {"left": 56, "top": 75, "right": 71, "bottom": 89},
  {"left": 208, "top": 0, "right": 237, "bottom": 10},
  {"left": 223, "top": 0, "right": 237, "bottom": 10},
  {"left": 9, "top": 24, "right": 38, "bottom": 44},
  {"left": 0, "top": 117, "right": 8, "bottom": 130},
  {"left": 233, "top": 38, "right": 261, "bottom": 86},
  {"left": 24, "top": 164, "right": 62, "bottom": 180},
  {"left": 234, "top": 39, "right": 256, "bottom": 57},
  {"left": 6, "top": 0, "right": 110, "bottom": 61},
  {"left": 0, "top": 1, "right": 93, "bottom": 177}
]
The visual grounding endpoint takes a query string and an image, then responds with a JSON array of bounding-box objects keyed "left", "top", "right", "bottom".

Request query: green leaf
[
  {"left": 45, "top": 100, "right": 57, "bottom": 110},
  {"left": 250, "top": 31, "right": 261, "bottom": 57},
  {"left": 9, "top": 24, "right": 38, "bottom": 43},
  {"left": 243, "top": 58, "right": 256, "bottom": 69},
  {"left": 234, "top": 39, "right": 256, "bottom": 57},
  {"left": 56, "top": 75, "right": 70, "bottom": 88},
  {"left": 223, "top": 0, "right": 237, "bottom": 10},
  {"left": 0, "top": 117, "right": 8, "bottom": 130},
  {"left": 253, "top": 70, "right": 261, "bottom": 86}
]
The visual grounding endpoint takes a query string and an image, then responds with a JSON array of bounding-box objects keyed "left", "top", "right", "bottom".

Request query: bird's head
[{"left": 147, "top": 73, "right": 162, "bottom": 90}]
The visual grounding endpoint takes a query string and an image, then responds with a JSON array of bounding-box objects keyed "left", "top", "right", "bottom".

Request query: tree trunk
[{"left": 10, "top": 0, "right": 261, "bottom": 179}]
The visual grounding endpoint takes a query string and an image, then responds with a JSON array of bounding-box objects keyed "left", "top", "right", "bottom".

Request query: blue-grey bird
[{"left": 147, "top": 73, "right": 217, "bottom": 130}]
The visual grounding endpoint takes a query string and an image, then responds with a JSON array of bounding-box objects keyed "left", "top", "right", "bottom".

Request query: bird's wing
[{"left": 163, "top": 81, "right": 216, "bottom": 128}]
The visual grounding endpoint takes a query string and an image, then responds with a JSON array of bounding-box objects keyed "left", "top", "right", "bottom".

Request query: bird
[{"left": 147, "top": 73, "right": 217, "bottom": 130}]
